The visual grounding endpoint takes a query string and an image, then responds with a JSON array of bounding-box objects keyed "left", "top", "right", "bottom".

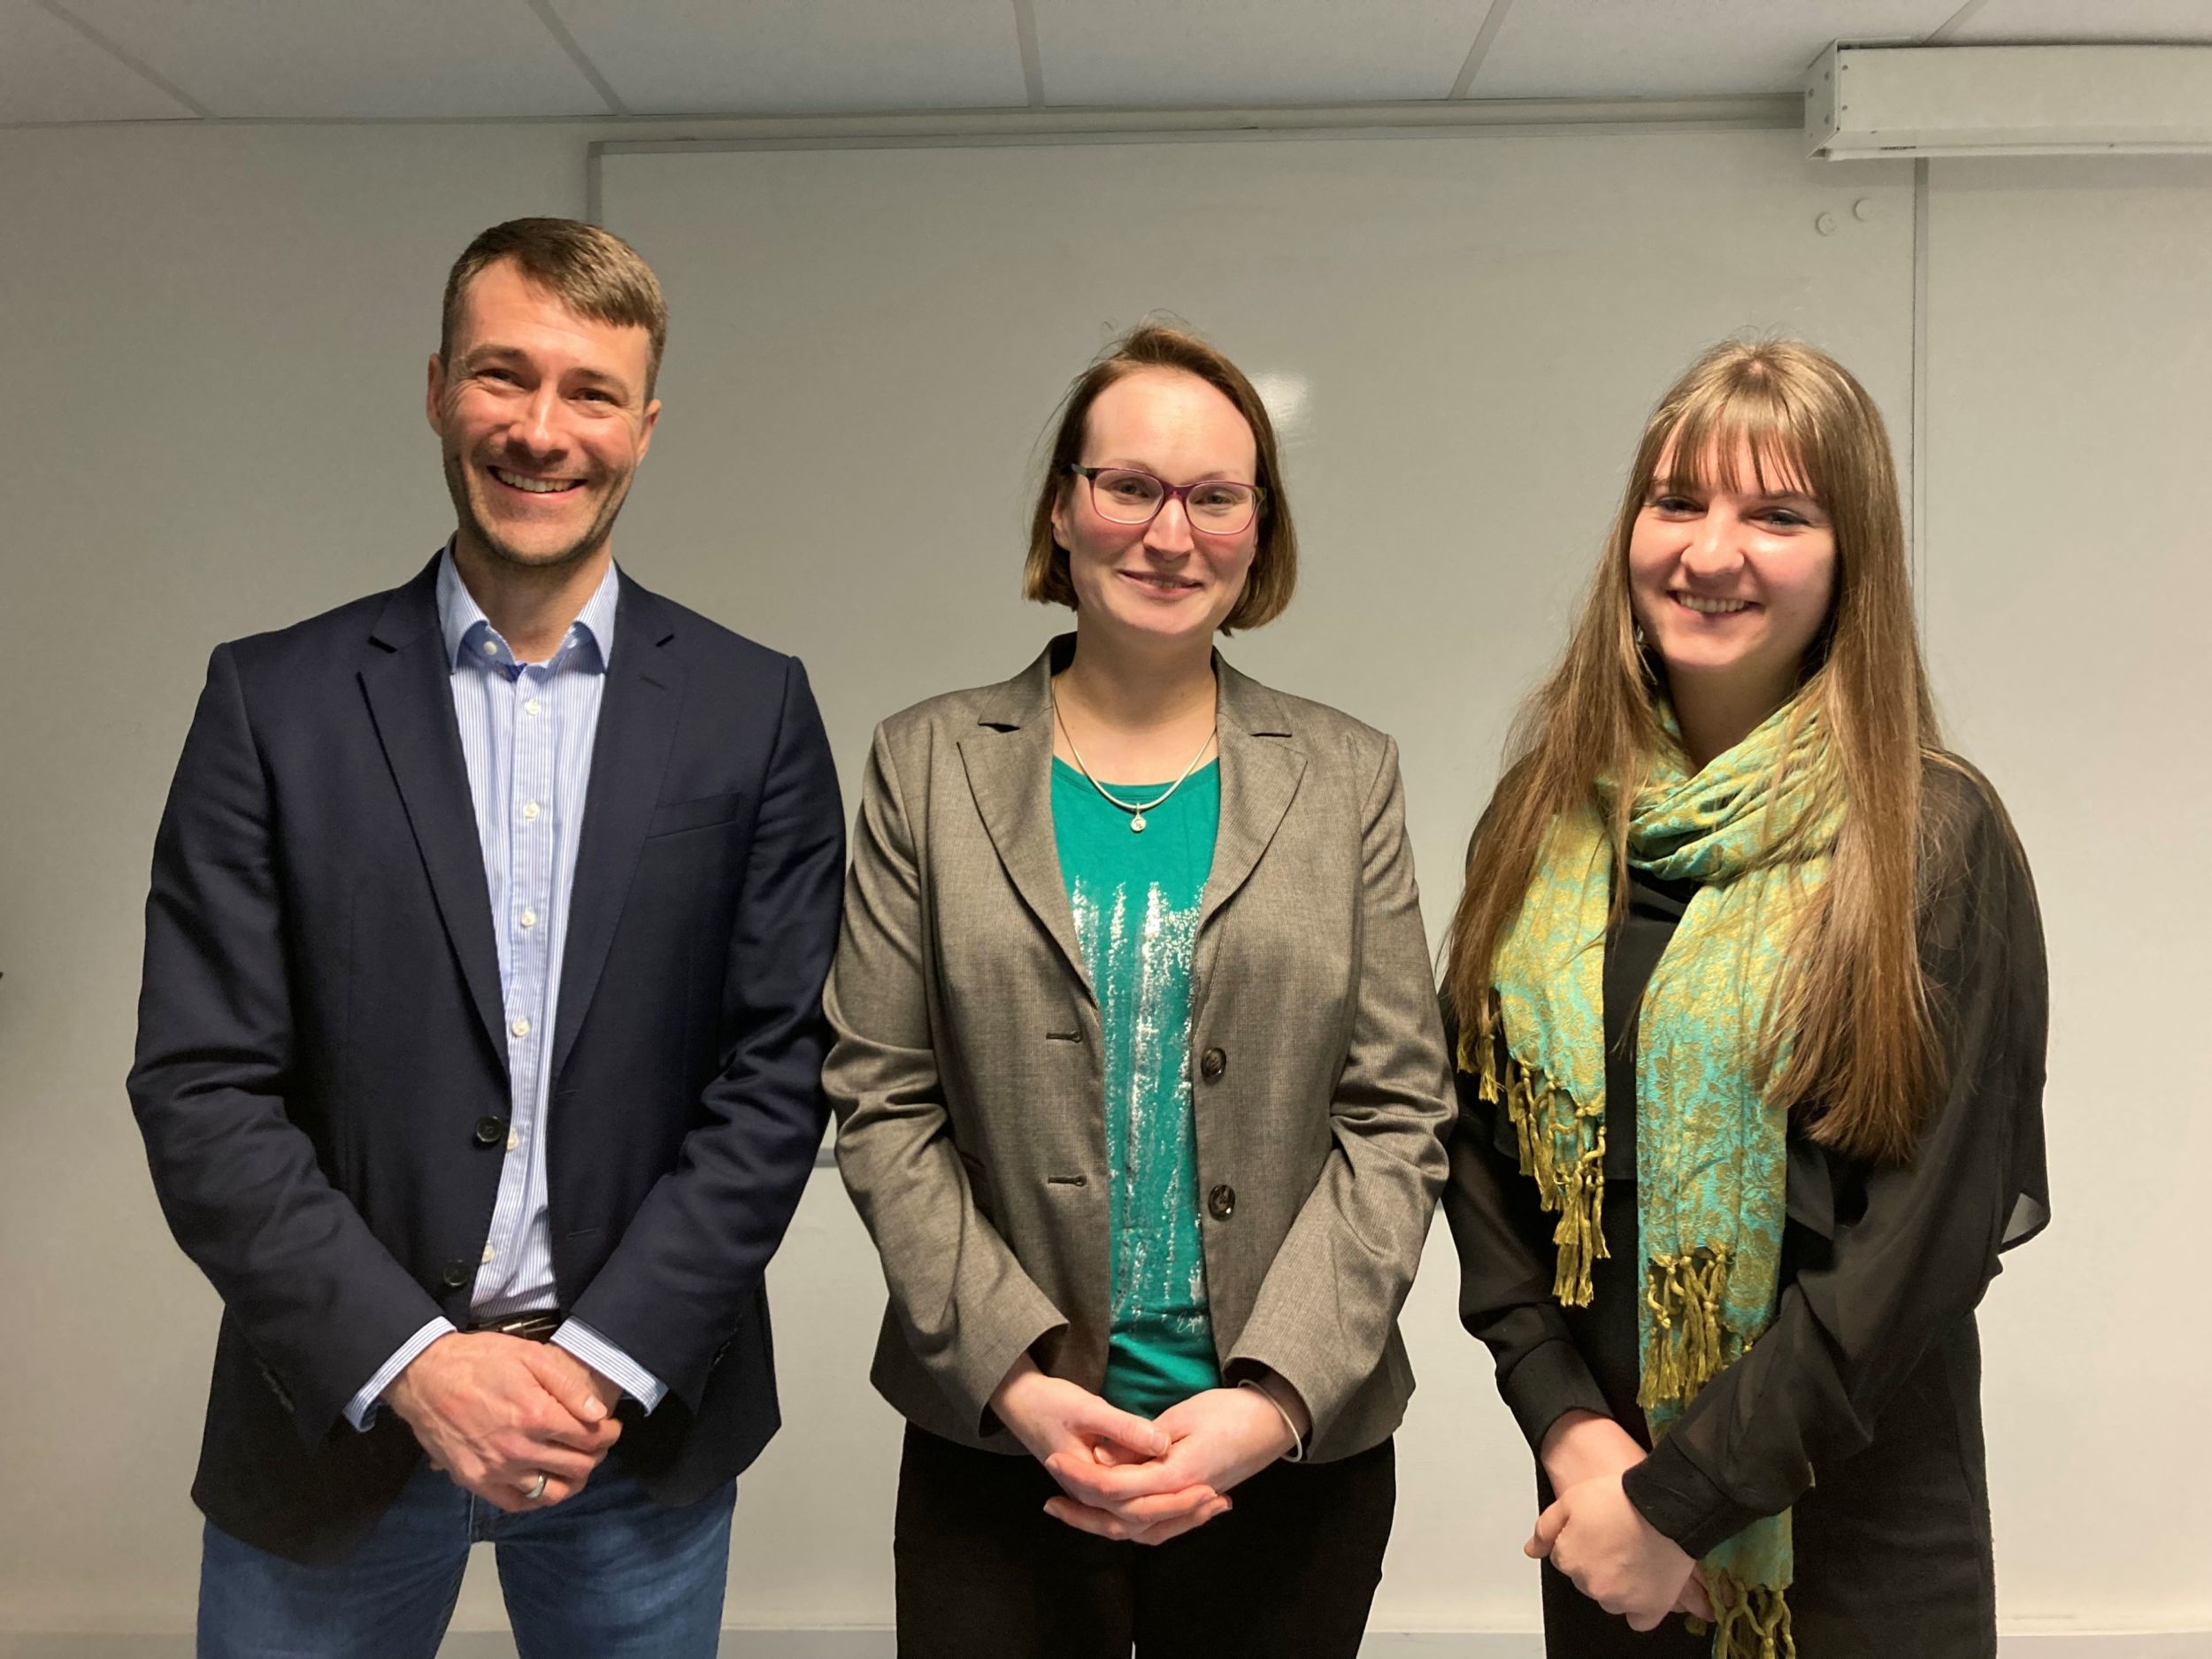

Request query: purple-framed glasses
[{"left": 1069, "top": 465, "right": 1266, "bottom": 535}]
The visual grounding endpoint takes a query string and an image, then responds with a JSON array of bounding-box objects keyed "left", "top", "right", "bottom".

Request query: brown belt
[{"left": 472, "top": 1310, "right": 565, "bottom": 1342}]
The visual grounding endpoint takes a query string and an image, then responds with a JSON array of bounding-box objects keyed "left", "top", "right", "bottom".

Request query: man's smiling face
[{"left": 426, "top": 257, "right": 660, "bottom": 573}]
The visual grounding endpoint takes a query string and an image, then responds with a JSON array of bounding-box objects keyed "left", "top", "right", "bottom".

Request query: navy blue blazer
[{"left": 128, "top": 554, "right": 845, "bottom": 1564}]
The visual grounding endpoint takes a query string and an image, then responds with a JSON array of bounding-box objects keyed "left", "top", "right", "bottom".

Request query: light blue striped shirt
[{"left": 345, "top": 548, "right": 665, "bottom": 1428}]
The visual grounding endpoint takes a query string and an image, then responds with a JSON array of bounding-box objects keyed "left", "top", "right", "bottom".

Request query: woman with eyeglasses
[
  {"left": 825, "top": 322, "right": 1451, "bottom": 1656},
  {"left": 1440, "top": 341, "right": 2049, "bottom": 1656}
]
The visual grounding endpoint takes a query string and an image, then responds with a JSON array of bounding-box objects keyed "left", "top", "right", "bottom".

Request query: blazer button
[
  {"left": 472, "top": 1116, "right": 507, "bottom": 1148},
  {"left": 1207, "top": 1184, "right": 1236, "bottom": 1221},
  {"left": 440, "top": 1259, "right": 472, "bottom": 1289},
  {"left": 1199, "top": 1046, "right": 1227, "bottom": 1082}
]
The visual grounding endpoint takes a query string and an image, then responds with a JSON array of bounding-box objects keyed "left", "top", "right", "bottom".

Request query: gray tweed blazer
[{"left": 823, "top": 636, "right": 1453, "bottom": 1461}]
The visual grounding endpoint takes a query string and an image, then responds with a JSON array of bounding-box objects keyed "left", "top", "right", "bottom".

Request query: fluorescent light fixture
[{"left": 1805, "top": 42, "right": 2212, "bottom": 159}]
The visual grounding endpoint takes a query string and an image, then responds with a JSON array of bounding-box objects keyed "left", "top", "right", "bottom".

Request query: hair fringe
[
  {"left": 1444, "top": 340, "right": 1941, "bottom": 1164},
  {"left": 1020, "top": 319, "right": 1298, "bottom": 634}
]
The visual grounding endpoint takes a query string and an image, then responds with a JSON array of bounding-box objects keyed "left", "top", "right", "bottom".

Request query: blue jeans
[{"left": 198, "top": 1458, "right": 735, "bottom": 1658}]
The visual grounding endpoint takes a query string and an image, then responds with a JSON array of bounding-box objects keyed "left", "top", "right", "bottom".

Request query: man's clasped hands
[{"left": 384, "top": 1332, "right": 627, "bottom": 1514}]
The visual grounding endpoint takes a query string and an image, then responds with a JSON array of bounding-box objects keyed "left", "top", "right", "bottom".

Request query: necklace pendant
[{"left": 1129, "top": 812, "right": 1147, "bottom": 833}]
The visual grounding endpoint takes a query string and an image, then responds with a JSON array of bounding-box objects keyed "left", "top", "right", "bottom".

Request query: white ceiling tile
[
  {"left": 0, "top": 0, "right": 197, "bottom": 122},
  {"left": 56, "top": 0, "right": 612, "bottom": 119},
  {"left": 1471, "top": 0, "right": 1962, "bottom": 99},
  {"left": 1949, "top": 0, "right": 2212, "bottom": 42},
  {"left": 1032, "top": 0, "right": 1481, "bottom": 105},
  {"left": 549, "top": 0, "right": 1029, "bottom": 115}
]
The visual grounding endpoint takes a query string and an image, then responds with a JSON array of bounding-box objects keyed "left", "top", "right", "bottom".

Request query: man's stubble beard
[{"left": 442, "top": 447, "right": 633, "bottom": 574}]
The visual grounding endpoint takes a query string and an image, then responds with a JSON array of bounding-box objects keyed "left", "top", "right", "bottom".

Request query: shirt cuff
[
  {"left": 1497, "top": 1336, "right": 1612, "bottom": 1454},
  {"left": 1621, "top": 1433, "right": 1764, "bottom": 1557},
  {"left": 552, "top": 1320, "right": 667, "bottom": 1413},
  {"left": 345, "top": 1317, "right": 457, "bottom": 1432}
]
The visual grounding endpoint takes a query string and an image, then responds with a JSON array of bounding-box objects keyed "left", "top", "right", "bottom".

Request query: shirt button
[
  {"left": 511, "top": 1016, "right": 530, "bottom": 1037},
  {"left": 507, "top": 1128, "right": 520, "bottom": 1152},
  {"left": 481, "top": 1244, "right": 496, "bottom": 1264},
  {"left": 480, "top": 639, "right": 498, "bottom": 657},
  {"left": 525, "top": 698, "right": 541, "bottom": 717},
  {"left": 520, "top": 908, "right": 538, "bottom": 930},
  {"left": 1208, "top": 1184, "right": 1237, "bottom": 1221},
  {"left": 521, "top": 801, "right": 541, "bottom": 820}
]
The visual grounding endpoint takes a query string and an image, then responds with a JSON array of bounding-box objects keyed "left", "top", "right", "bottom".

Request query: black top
[{"left": 1443, "top": 761, "right": 2049, "bottom": 1655}]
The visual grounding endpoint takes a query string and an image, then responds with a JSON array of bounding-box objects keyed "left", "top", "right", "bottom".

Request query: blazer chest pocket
[{"left": 646, "top": 790, "right": 747, "bottom": 839}]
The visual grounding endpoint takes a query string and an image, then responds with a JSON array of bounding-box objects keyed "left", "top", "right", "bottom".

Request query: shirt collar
[{"left": 435, "top": 541, "right": 619, "bottom": 675}]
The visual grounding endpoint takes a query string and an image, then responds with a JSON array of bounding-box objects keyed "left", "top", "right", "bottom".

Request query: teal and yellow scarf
[{"left": 1465, "top": 700, "right": 1837, "bottom": 1659}]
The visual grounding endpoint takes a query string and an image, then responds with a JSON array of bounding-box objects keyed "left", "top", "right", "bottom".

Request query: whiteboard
[{"left": 599, "top": 130, "right": 1916, "bottom": 949}]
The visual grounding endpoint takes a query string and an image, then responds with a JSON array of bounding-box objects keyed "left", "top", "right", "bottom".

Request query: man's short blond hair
[{"left": 440, "top": 218, "right": 668, "bottom": 397}]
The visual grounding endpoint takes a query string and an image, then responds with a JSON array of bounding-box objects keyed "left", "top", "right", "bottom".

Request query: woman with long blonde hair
[{"left": 1442, "top": 340, "right": 2048, "bottom": 1656}]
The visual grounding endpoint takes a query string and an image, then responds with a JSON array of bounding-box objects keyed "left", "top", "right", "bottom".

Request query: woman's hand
[
  {"left": 1674, "top": 1569, "right": 1716, "bottom": 1622},
  {"left": 1044, "top": 1376, "right": 1309, "bottom": 1546},
  {"left": 990, "top": 1358, "right": 1222, "bottom": 1541},
  {"left": 1526, "top": 1471, "right": 1702, "bottom": 1631},
  {"left": 1148, "top": 1379, "right": 1307, "bottom": 1497},
  {"left": 1530, "top": 1411, "right": 1712, "bottom": 1622},
  {"left": 1538, "top": 1409, "right": 1645, "bottom": 1494}
]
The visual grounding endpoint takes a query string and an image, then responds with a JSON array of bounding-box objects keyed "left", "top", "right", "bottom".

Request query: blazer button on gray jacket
[{"left": 824, "top": 637, "right": 1455, "bottom": 1460}]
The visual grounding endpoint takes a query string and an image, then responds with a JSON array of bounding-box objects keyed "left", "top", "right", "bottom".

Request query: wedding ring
[{"left": 524, "top": 1471, "right": 549, "bottom": 1502}]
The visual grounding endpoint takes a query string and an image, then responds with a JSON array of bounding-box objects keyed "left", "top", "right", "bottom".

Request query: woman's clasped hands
[
  {"left": 1528, "top": 1409, "right": 1715, "bottom": 1630},
  {"left": 990, "top": 1357, "right": 1309, "bottom": 1545}
]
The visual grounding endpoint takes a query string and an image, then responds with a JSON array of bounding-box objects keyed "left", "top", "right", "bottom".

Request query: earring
[{"left": 1633, "top": 622, "right": 1647, "bottom": 647}]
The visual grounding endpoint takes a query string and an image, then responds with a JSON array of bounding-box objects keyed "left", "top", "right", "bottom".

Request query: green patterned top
[{"left": 1052, "top": 757, "right": 1221, "bottom": 1417}]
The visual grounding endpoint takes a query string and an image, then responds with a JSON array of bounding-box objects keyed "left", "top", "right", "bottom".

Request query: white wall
[
  {"left": 0, "top": 122, "right": 2204, "bottom": 1645},
  {"left": 594, "top": 132, "right": 1916, "bottom": 973},
  {"left": 0, "top": 123, "right": 599, "bottom": 1638},
  {"left": 1918, "top": 154, "right": 2212, "bottom": 1631}
]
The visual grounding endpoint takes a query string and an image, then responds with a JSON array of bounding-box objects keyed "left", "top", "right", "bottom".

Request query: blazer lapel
[
  {"left": 551, "top": 577, "right": 681, "bottom": 1084},
  {"left": 1198, "top": 660, "right": 1305, "bottom": 934},
  {"left": 958, "top": 643, "right": 1094, "bottom": 1002},
  {"left": 359, "top": 559, "right": 506, "bottom": 1062}
]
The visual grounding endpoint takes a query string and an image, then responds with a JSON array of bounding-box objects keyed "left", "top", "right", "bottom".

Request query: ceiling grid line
[
  {"left": 521, "top": 0, "right": 628, "bottom": 116},
  {"left": 31, "top": 0, "right": 212, "bottom": 118},
  {"left": 1011, "top": 0, "right": 1047, "bottom": 107},
  {"left": 1925, "top": 0, "right": 1995, "bottom": 42},
  {"left": 1451, "top": 0, "right": 1517, "bottom": 100},
  {"left": 11, "top": 2, "right": 2211, "bottom": 130}
]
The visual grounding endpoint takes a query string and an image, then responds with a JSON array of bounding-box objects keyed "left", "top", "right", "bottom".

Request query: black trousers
[{"left": 893, "top": 1424, "right": 1396, "bottom": 1659}]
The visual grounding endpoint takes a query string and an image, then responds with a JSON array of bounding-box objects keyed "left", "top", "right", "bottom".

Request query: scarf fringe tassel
[
  {"left": 1638, "top": 1243, "right": 1735, "bottom": 1410},
  {"left": 1468, "top": 1030, "right": 1792, "bottom": 1659},
  {"left": 1474, "top": 1041, "right": 1606, "bottom": 1307},
  {"left": 1688, "top": 1571, "right": 1795, "bottom": 1659}
]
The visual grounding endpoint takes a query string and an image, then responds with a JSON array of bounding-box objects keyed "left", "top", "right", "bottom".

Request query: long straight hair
[{"left": 1443, "top": 341, "right": 1943, "bottom": 1163}]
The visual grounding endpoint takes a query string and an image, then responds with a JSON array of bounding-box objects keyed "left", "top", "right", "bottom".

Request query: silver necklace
[{"left": 1052, "top": 697, "right": 1217, "bottom": 833}]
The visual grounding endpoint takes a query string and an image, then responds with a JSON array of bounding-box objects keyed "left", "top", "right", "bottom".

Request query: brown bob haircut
[
  {"left": 440, "top": 218, "right": 669, "bottom": 399},
  {"left": 1023, "top": 322, "right": 1298, "bottom": 634}
]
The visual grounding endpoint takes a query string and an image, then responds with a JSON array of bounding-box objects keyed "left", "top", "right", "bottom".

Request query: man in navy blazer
[{"left": 129, "top": 219, "right": 844, "bottom": 1656}]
